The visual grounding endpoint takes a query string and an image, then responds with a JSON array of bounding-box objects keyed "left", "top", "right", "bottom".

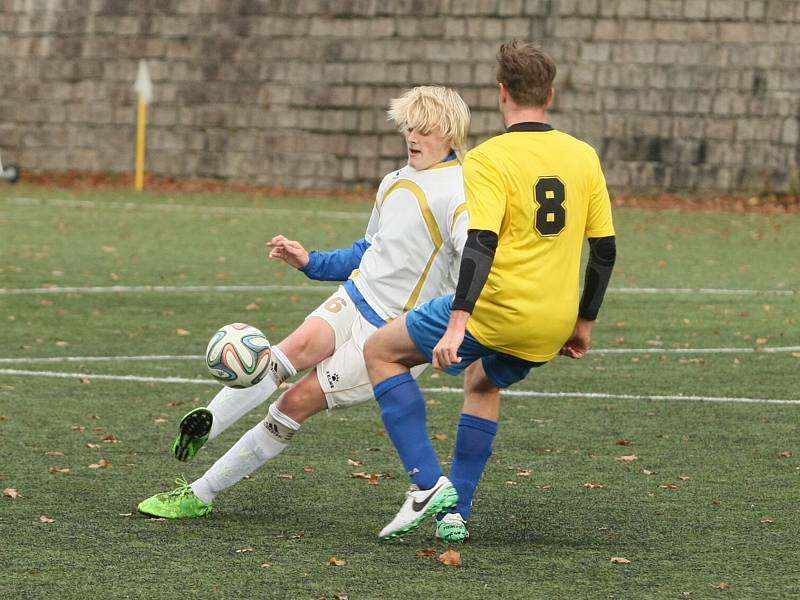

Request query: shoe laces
[{"left": 166, "top": 477, "right": 193, "bottom": 499}]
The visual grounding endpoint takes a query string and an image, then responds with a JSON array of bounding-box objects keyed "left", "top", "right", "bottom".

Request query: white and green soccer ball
[{"left": 205, "top": 323, "right": 271, "bottom": 388}]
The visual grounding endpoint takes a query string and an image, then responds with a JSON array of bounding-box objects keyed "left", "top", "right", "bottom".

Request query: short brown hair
[{"left": 495, "top": 41, "right": 556, "bottom": 108}]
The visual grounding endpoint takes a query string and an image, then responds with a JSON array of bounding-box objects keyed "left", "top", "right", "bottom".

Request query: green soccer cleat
[
  {"left": 172, "top": 407, "right": 213, "bottom": 462},
  {"left": 137, "top": 478, "right": 213, "bottom": 519},
  {"left": 379, "top": 476, "right": 458, "bottom": 540},
  {"left": 435, "top": 512, "right": 469, "bottom": 542}
]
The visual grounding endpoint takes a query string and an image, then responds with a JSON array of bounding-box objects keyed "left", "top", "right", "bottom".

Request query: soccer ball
[{"left": 205, "top": 323, "right": 271, "bottom": 388}]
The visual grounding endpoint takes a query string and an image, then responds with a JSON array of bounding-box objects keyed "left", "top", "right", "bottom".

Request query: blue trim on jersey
[
  {"left": 344, "top": 279, "right": 386, "bottom": 328},
  {"left": 405, "top": 295, "right": 545, "bottom": 388},
  {"left": 301, "top": 238, "right": 370, "bottom": 281},
  {"left": 444, "top": 151, "right": 457, "bottom": 161}
]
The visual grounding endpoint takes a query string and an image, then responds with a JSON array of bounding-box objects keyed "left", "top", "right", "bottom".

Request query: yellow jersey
[{"left": 463, "top": 123, "right": 615, "bottom": 362}]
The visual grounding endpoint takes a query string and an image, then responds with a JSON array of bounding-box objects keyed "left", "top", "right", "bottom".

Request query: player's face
[{"left": 404, "top": 127, "right": 451, "bottom": 170}]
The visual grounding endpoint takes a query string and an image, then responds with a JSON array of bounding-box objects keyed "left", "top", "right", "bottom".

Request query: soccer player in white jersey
[{"left": 137, "top": 86, "right": 471, "bottom": 519}]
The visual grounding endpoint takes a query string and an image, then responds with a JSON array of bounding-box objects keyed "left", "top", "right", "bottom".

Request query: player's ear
[{"left": 544, "top": 86, "right": 555, "bottom": 109}]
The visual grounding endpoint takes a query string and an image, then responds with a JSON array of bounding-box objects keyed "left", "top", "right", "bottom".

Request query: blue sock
[
  {"left": 374, "top": 372, "right": 442, "bottom": 490},
  {"left": 448, "top": 413, "right": 498, "bottom": 520}
]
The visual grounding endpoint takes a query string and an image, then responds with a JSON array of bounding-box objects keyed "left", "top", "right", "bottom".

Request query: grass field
[{"left": 1, "top": 184, "right": 798, "bottom": 599}]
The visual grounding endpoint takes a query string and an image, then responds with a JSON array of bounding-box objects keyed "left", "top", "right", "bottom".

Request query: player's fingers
[{"left": 267, "top": 235, "right": 287, "bottom": 246}]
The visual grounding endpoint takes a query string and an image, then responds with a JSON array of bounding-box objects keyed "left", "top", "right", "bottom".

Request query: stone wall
[{"left": 1, "top": 0, "right": 799, "bottom": 194}]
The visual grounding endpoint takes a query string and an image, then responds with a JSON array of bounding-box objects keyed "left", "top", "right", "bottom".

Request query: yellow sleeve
[
  {"left": 585, "top": 151, "right": 616, "bottom": 238},
  {"left": 463, "top": 150, "right": 506, "bottom": 234}
]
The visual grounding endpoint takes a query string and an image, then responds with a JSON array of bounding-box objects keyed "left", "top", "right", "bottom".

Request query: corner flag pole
[{"left": 133, "top": 60, "right": 153, "bottom": 191}]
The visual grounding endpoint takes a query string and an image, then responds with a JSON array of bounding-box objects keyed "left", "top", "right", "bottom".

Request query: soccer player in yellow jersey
[{"left": 365, "top": 41, "right": 617, "bottom": 541}]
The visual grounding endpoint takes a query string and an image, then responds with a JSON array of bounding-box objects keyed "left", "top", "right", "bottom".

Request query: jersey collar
[{"left": 505, "top": 122, "right": 554, "bottom": 133}]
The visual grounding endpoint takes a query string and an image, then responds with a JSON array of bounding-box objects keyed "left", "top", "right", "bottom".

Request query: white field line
[
  {"left": 0, "top": 284, "right": 795, "bottom": 296},
  {"left": 1, "top": 345, "right": 799, "bottom": 366},
  {"left": 0, "top": 284, "right": 333, "bottom": 295},
  {"left": 0, "top": 368, "right": 795, "bottom": 404},
  {"left": 4, "top": 196, "right": 370, "bottom": 221}
]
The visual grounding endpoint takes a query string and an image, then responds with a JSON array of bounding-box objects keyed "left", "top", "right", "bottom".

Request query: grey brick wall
[{"left": 1, "top": 0, "right": 798, "bottom": 194}]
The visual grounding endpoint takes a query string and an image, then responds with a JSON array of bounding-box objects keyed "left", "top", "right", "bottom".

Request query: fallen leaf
[
  {"left": 583, "top": 483, "right": 606, "bottom": 489},
  {"left": 86, "top": 443, "right": 101, "bottom": 449},
  {"left": 235, "top": 547, "right": 255, "bottom": 553},
  {"left": 505, "top": 480, "right": 518, "bottom": 486},
  {"left": 780, "top": 451, "right": 793, "bottom": 458},
  {"left": 431, "top": 433, "right": 448, "bottom": 441},
  {"left": 71, "top": 425, "right": 86, "bottom": 432},
  {"left": 79, "top": 378, "right": 91, "bottom": 384},
  {"left": 678, "top": 475, "right": 690, "bottom": 481},
  {"left": 615, "top": 439, "right": 633, "bottom": 446},
  {"left": 277, "top": 473, "right": 294, "bottom": 480},
  {"left": 755, "top": 337, "right": 768, "bottom": 345},
  {"left": 260, "top": 562, "right": 272, "bottom": 568},
  {"left": 176, "top": 328, "right": 190, "bottom": 336},
  {"left": 711, "top": 582, "right": 732, "bottom": 590},
  {"left": 3, "top": 488, "right": 20, "bottom": 499},
  {"left": 45, "top": 451, "right": 65, "bottom": 456},
  {"left": 438, "top": 549, "right": 462, "bottom": 566},
  {"left": 154, "top": 418, "right": 167, "bottom": 423},
  {"left": 516, "top": 469, "right": 532, "bottom": 476},
  {"left": 659, "top": 483, "right": 678, "bottom": 489},
  {"left": 48, "top": 467, "right": 71, "bottom": 474},
  {"left": 89, "top": 458, "right": 112, "bottom": 469},
  {"left": 118, "top": 513, "right": 132, "bottom": 517},
  {"left": 39, "top": 515, "right": 55, "bottom": 523},
  {"left": 347, "top": 459, "right": 363, "bottom": 466},
  {"left": 166, "top": 400, "right": 186, "bottom": 407},
  {"left": 303, "top": 467, "right": 315, "bottom": 473},
  {"left": 327, "top": 557, "right": 346, "bottom": 567},
  {"left": 290, "top": 532, "right": 304, "bottom": 539},
  {"left": 416, "top": 548, "right": 437, "bottom": 557},
  {"left": 147, "top": 517, "right": 166, "bottom": 522},
  {"left": 245, "top": 303, "right": 259, "bottom": 311},
  {"left": 610, "top": 556, "right": 631, "bottom": 564},
  {"left": 101, "top": 434, "right": 118, "bottom": 443},
  {"left": 616, "top": 455, "right": 639, "bottom": 462},
  {"left": 760, "top": 518, "right": 774, "bottom": 524}
]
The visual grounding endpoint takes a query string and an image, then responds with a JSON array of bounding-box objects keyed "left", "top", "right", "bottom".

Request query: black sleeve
[
  {"left": 452, "top": 229, "right": 498, "bottom": 313},
  {"left": 578, "top": 235, "right": 616, "bottom": 321}
]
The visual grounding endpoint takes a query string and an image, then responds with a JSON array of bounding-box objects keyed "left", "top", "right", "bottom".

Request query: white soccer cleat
[{"left": 379, "top": 475, "right": 458, "bottom": 540}]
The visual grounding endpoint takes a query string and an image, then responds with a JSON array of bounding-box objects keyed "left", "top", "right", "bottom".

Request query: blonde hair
[{"left": 387, "top": 86, "right": 471, "bottom": 162}]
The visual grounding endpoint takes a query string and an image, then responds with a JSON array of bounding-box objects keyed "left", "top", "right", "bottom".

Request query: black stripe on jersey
[{"left": 505, "top": 122, "right": 554, "bottom": 133}]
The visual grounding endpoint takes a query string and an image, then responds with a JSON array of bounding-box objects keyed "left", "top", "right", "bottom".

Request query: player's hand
[
  {"left": 431, "top": 310, "right": 470, "bottom": 370},
  {"left": 267, "top": 235, "right": 309, "bottom": 269},
  {"left": 559, "top": 317, "right": 594, "bottom": 359}
]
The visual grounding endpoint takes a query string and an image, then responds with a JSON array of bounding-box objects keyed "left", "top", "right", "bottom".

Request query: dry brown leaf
[
  {"left": 583, "top": 483, "right": 606, "bottom": 489},
  {"left": 610, "top": 556, "right": 631, "bottom": 564},
  {"left": 290, "top": 532, "right": 304, "bottom": 539},
  {"left": 505, "top": 480, "right": 518, "bottom": 486},
  {"left": 166, "top": 400, "right": 186, "bottom": 407},
  {"left": 760, "top": 518, "right": 774, "bottom": 524},
  {"left": 277, "top": 473, "right": 294, "bottom": 480},
  {"left": 678, "top": 475, "right": 690, "bottom": 481},
  {"left": 438, "top": 549, "right": 462, "bottom": 566},
  {"left": 347, "top": 459, "right": 363, "bottom": 466},
  {"left": 39, "top": 515, "right": 55, "bottom": 523},
  {"left": 235, "top": 547, "right": 254, "bottom": 553},
  {"left": 780, "top": 451, "right": 793, "bottom": 458},
  {"left": 176, "top": 328, "right": 190, "bottom": 336},
  {"left": 659, "top": 483, "right": 678, "bottom": 489},
  {"left": 616, "top": 455, "right": 639, "bottom": 462},
  {"left": 327, "top": 557, "right": 346, "bottom": 567},
  {"left": 245, "top": 303, "right": 259, "bottom": 311},
  {"left": 303, "top": 467, "right": 315, "bottom": 473},
  {"left": 516, "top": 469, "right": 532, "bottom": 476},
  {"left": 45, "top": 451, "right": 65, "bottom": 456},
  {"left": 614, "top": 439, "right": 632, "bottom": 447},
  {"left": 101, "top": 434, "right": 118, "bottom": 443},
  {"left": 86, "top": 443, "right": 101, "bottom": 449},
  {"left": 260, "top": 562, "right": 272, "bottom": 568},
  {"left": 416, "top": 548, "right": 437, "bottom": 557},
  {"left": 642, "top": 469, "right": 656, "bottom": 475},
  {"left": 48, "top": 467, "right": 71, "bottom": 474},
  {"left": 431, "top": 433, "right": 448, "bottom": 441},
  {"left": 3, "top": 488, "right": 20, "bottom": 499},
  {"left": 71, "top": 425, "right": 86, "bottom": 432},
  {"left": 711, "top": 582, "right": 733, "bottom": 590},
  {"left": 154, "top": 418, "right": 167, "bottom": 423},
  {"left": 89, "top": 458, "right": 112, "bottom": 469},
  {"left": 79, "top": 378, "right": 91, "bottom": 384}
]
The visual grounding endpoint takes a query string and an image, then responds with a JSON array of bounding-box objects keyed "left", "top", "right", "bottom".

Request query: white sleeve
[
  {"left": 449, "top": 199, "right": 469, "bottom": 259},
  {"left": 364, "top": 203, "right": 380, "bottom": 244}
]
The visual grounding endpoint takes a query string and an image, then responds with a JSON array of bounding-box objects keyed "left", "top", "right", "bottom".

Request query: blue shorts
[{"left": 405, "top": 295, "right": 545, "bottom": 389}]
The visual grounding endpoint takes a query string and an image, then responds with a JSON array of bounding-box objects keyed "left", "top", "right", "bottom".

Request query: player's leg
[
  {"left": 365, "top": 296, "right": 467, "bottom": 539},
  {"left": 138, "top": 371, "right": 328, "bottom": 518},
  {"left": 173, "top": 288, "right": 354, "bottom": 461},
  {"left": 437, "top": 353, "right": 545, "bottom": 542},
  {"left": 436, "top": 359, "right": 499, "bottom": 542}
]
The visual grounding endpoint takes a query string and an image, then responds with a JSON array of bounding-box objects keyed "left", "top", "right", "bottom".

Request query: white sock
[
  {"left": 206, "top": 346, "right": 296, "bottom": 440},
  {"left": 190, "top": 403, "right": 301, "bottom": 504}
]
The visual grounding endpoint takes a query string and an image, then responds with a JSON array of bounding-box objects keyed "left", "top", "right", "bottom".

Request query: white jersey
[{"left": 351, "top": 158, "right": 468, "bottom": 321}]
